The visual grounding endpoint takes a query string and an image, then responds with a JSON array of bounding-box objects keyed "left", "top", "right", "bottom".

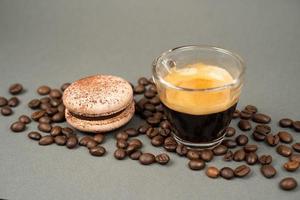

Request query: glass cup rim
[{"left": 152, "top": 45, "right": 246, "bottom": 92}]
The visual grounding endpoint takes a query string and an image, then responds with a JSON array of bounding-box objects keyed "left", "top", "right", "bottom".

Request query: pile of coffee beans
[
  {"left": 3, "top": 77, "right": 299, "bottom": 192},
  {"left": 0, "top": 83, "right": 24, "bottom": 116}
]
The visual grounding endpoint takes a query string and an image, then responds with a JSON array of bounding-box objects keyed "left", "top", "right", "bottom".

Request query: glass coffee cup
[{"left": 152, "top": 45, "right": 245, "bottom": 149}]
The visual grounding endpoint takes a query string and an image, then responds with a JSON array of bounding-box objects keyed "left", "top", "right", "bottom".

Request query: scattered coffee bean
[
  {"left": 244, "top": 144, "right": 258, "bottom": 153},
  {"left": 139, "top": 153, "right": 155, "bottom": 165},
  {"left": 66, "top": 136, "right": 78, "bottom": 149},
  {"left": 94, "top": 134, "right": 105, "bottom": 144},
  {"left": 146, "top": 127, "right": 159, "bottom": 138},
  {"left": 9, "top": 83, "right": 23, "bottom": 95},
  {"left": 37, "top": 85, "right": 51, "bottom": 95},
  {"left": 151, "top": 135, "right": 164, "bottom": 146},
  {"left": 278, "top": 131, "right": 293, "bottom": 143},
  {"left": 27, "top": 131, "right": 41, "bottom": 140},
  {"left": 114, "top": 149, "right": 127, "bottom": 160},
  {"left": 261, "top": 165, "right": 277, "bottom": 178},
  {"left": 223, "top": 150, "right": 233, "bottom": 161},
  {"left": 176, "top": 144, "right": 188, "bottom": 156},
  {"left": 238, "top": 120, "right": 251, "bottom": 131},
  {"left": 137, "top": 124, "right": 151, "bottom": 134},
  {"left": 8, "top": 97, "right": 19, "bottom": 107},
  {"left": 116, "top": 139, "right": 128, "bottom": 149},
  {"left": 292, "top": 121, "right": 300, "bottom": 132},
  {"left": 163, "top": 137, "right": 177, "bottom": 152},
  {"left": 234, "top": 165, "right": 251, "bottom": 177},
  {"left": 0, "top": 96, "right": 8, "bottom": 107},
  {"left": 233, "top": 149, "right": 246, "bottom": 162},
  {"left": 259, "top": 155, "right": 272, "bottom": 165},
  {"left": 222, "top": 139, "right": 237, "bottom": 148},
  {"left": 245, "top": 105, "right": 258, "bottom": 113},
  {"left": 201, "top": 149, "right": 214, "bottom": 162},
  {"left": 277, "top": 145, "right": 293, "bottom": 157},
  {"left": 60, "top": 83, "right": 71, "bottom": 91},
  {"left": 279, "top": 118, "right": 293, "bottom": 128},
  {"left": 28, "top": 99, "right": 41, "bottom": 109},
  {"left": 225, "top": 127, "right": 236, "bottom": 137},
  {"left": 10, "top": 121, "right": 26, "bottom": 132},
  {"left": 236, "top": 134, "right": 249, "bottom": 146},
  {"left": 18, "top": 115, "right": 31, "bottom": 124},
  {"left": 158, "top": 127, "right": 170, "bottom": 137},
  {"left": 126, "top": 145, "right": 138, "bottom": 155},
  {"left": 129, "top": 150, "right": 142, "bottom": 160},
  {"left": 134, "top": 85, "right": 145, "bottom": 94},
  {"left": 255, "top": 124, "right": 271, "bottom": 134},
  {"left": 292, "top": 143, "right": 300, "bottom": 153},
  {"left": 245, "top": 152, "right": 258, "bottom": 165},
  {"left": 279, "top": 177, "right": 298, "bottom": 191},
  {"left": 62, "top": 127, "right": 73, "bottom": 135},
  {"left": 149, "top": 96, "right": 160, "bottom": 105},
  {"left": 232, "top": 109, "right": 240, "bottom": 119},
  {"left": 155, "top": 153, "right": 170, "bottom": 165},
  {"left": 51, "top": 112, "right": 65, "bottom": 122},
  {"left": 240, "top": 110, "right": 253, "bottom": 120},
  {"left": 188, "top": 159, "right": 205, "bottom": 170},
  {"left": 252, "top": 113, "right": 271, "bottom": 124},
  {"left": 147, "top": 116, "right": 160, "bottom": 126},
  {"left": 31, "top": 110, "right": 46, "bottom": 121},
  {"left": 220, "top": 167, "right": 234, "bottom": 180},
  {"left": 116, "top": 131, "right": 129, "bottom": 141},
  {"left": 290, "top": 154, "right": 300, "bottom": 163},
  {"left": 89, "top": 146, "right": 106, "bottom": 156},
  {"left": 187, "top": 150, "right": 200, "bottom": 160},
  {"left": 49, "top": 89, "right": 62, "bottom": 99},
  {"left": 124, "top": 128, "right": 139, "bottom": 137},
  {"left": 1, "top": 107, "right": 13, "bottom": 116},
  {"left": 40, "top": 97, "right": 50, "bottom": 104},
  {"left": 54, "top": 135, "right": 67, "bottom": 145},
  {"left": 39, "top": 116, "right": 52, "bottom": 124},
  {"left": 79, "top": 136, "right": 93, "bottom": 146},
  {"left": 50, "top": 126, "right": 62, "bottom": 137},
  {"left": 206, "top": 166, "right": 220, "bottom": 178},
  {"left": 86, "top": 139, "right": 98, "bottom": 149},
  {"left": 38, "top": 123, "right": 52, "bottom": 133},
  {"left": 284, "top": 160, "right": 299, "bottom": 172},
  {"left": 265, "top": 134, "right": 280, "bottom": 146},
  {"left": 128, "top": 139, "right": 142, "bottom": 149},
  {"left": 39, "top": 135, "right": 54, "bottom": 145},
  {"left": 144, "top": 90, "right": 156, "bottom": 98},
  {"left": 212, "top": 145, "right": 228, "bottom": 155}
]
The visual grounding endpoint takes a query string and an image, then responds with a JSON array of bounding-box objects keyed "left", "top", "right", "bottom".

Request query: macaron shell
[
  {"left": 65, "top": 101, "right": 135, "bottom": 133},
  {"left": 63, "top": 75, "right": 133, "bottom": 117}
]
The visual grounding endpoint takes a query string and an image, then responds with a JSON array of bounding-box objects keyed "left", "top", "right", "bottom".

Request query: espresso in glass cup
[{"left": 152, "top": 45, "right": 245, "bottom": 149}]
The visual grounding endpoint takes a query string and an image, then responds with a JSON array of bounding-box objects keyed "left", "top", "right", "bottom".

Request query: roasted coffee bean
[
  {"left": 201, "top": 149, "right": 214, "bottom": 162},
  {"left": 259, "top": 155, "right": 272, "bottom": 165},
  {"left": 40, "top": 102, "right": 51, "bottom": 110},
  {"left": 261, "top": 165, "right": 277, "bottom": 178},
  {"left": 156, "top": 104, "right": 164, "bottom": 113},
  {"left": 50, "top": 98, "right": 62, "bottom": 107},
  {"left": 89, "top": 146, "right": 106, "bottom": 156},
  {"left": 212, "top": 145, "right": 228, "bottom": 155},
  {"left": 10, "top": 121, "right": 26, "bottom": 132},
  {"left": 128, "top": 139, "right": 143, "bottom": 149},
  {"left": 245, "top": 152, "right": 258, "bottom": 165},
  {"left": 149, "top": 96, "right": 160, "bottom": 105},
  {"left": 163, "top": 137, "right": 177, "bottom": 152},
  {"left": 223, "top": 150, "right": 233, "bottom": 161},
  {"left": 49, "top": 89, "right": 62, "bottom": 99},
  {"left": 86, "top": 139, "right": 98, "bottom": 149},
  {"left": 225, "top": 127, "right": 236, "bottom": 137},
  {"left": 290, "top": 154, "right": 300, "bottom": 163},
  {"left": 50, "top": 126, "right": 62, "bottom": 136},
  {"left": 94, "top": 134, "right": 105, "bottom": 144},
  {"left": 28, "top": 99, "right": 41, "bottom": 109},
  {"left": 54, "top": 135, "right": 67, "bottom": 145},
  {"left": 244, "top": 144, "right": 258, "bottom": 153},
  {"left": 116, "top": 139, "right": 128, "bottom": 149},
  {"left": 176, "top": 144, "right": 188, "bottom": 156},
  {"left": 46, "top": 107, "right": 58, "bottom": 116},
  {"left": 187, "top": 150, "right": 200, "bottom": 160},
  {"left": 138, "top": 77, "right": 149, "bottom": 86},
  {"left": 38, "top": 123, "right": 52, "bottom": 133},
  {"left": 265, "top": 134, "right": 279, "bottom": 146},
  {"left": 234, "top": 165, "right": 251, "bottom": 177},
  {"left": 137, "top": 124, "right": 151, "bottom": 134},
  {"left": 206, "top": 166, "right": 220, "bottom": 178},
  {"left": 292, "top": 143, "right": 300, "bottom": 153},
  {"left": 220, "top": 167, "right": 234, "bottom": 180},
  {"left": 52, "top": 112, "right": 65, "bottom": 122},
  {"left": 37, "top": 85, "right": 51, "bottom": 95},
  {"left": 57, "top": 104, "right": 65, "bottom": 112},
  {"left": 129, "top": 150, "right": 142, "bottom": 160},
  {"left": 160, "top": 120, "right": 171, "bottom": 129},
  {"left": 283, "top": 160, "right": 299, "bottom": 172},
  {"left": 62, "top": 127, "right": 73, "bottom": 135},
  {"left": 31, "top": 110, "right": 46, "bottom": 121},
  {"left": 155, "top": 153, "right": 170, "bottom": 165},
  {"left": 148, "top": 84, "right": 157, "bottom": 92},
  {"left": 279, "top": 177, "right": 298, "bottom": 191},
  {"left": 18, "top": 115, "right": 31, "bottom": 124},
  {"left": 240, "top": 110, "right": 253, "bottom": 120},
  {"left": 141, "top": 110, "right": 153, "bottom": 118},
  {"left": 236, "top": 134, "right": 248, "bottom": 146},
  {"left": 188, "top": 159, "right": 205, "bottom": 170},
  {"left": 158, "top": 127, "right": 170, "bottom": 137},
  {"left": 232, "top": 109, "right": 240, "bottom": 119},
  {"left": 0, "top": 96, "right": 8, "bottom": 107},
  {"left": 116, "top": 131, "right": 129, "bottom": 140},
  {"left": 66, "top": 136, "right": 78, "bottom": 149},
  {"left": 279, "top": 118, "right": 293, "bottom": 128},
  {"left": 253, "top": 131, "right": 267, "bottom": 141},
  {"left": 27, "top": 131, "right": 41, "bottom": 140},
  {"left": 39, "top": 135, "right": 54, "bottom": 145},
  {"left": 139, "top": 153, "right": 155, "bottom": 165},
  {"left": 245, "top": 105, "right": 258, "bottom": 113},
  {"left": 79, "top": 136, "right": 93, "bottom": 146},
  {"left": 293, "top": 121, "right": 300, "bottom": 132},
  {"left": 238, "top": 120, "right": 251, "bottom": 131},
  {"left": 1, "top": 107, "right": 13, "bottom": 116},
  {"left": 147, "top": 116, "right": 161, "bottom": 126},
  {"left": 134, "top": 85, "right": 145, "bottom": 94},
  {"left": 252, "top": 113, "right": 271, "bottom": 124},
  {"left": 151, "top": 135, "right": 164, "bottom": 146},
  {"left": 9, "top": 83, "right": 23, "bottom": 95},
  {"left": 144, "top": 90, "right": 156, "bottom": 98},
  {"left": 8, "top": 97, "right": 19, "bottom": 107},
  {"left": 153, "top": 112, "right": 163, "bottom": 120},
  {"left": 136, "top": 98, "right": 149, "bottom": 110},
  {"left": 124, "top": 128, "right": 139, "bottom": 137},
  {"left": 146, "top": 127, "right": 159, "bottom": 138},
  {"left": 277, "top": 145, "right": 293, "bottom": 157},
  {"left": 278, "top": 131, "right": 293, "bottom": 143},
  {"left": 233, "top": 149, "right": 246, "bottom": 161},
  {"left": 60, "top": 83, "right": 71, "bottom": 91},
  {"left": 255, "top": 124, "right": 271, "bottom": 135},
  {"left": 40, "top": 97, "right": 51, "bottom": 104},
  {"left": 126, "top": 145, "right": 138, "bottom": 155},
  {"left": 222, "top": 139, "right": 237, "bottom": 148},
  {"left": 114, "top": 149, "right": 127, "bottom": 160}
]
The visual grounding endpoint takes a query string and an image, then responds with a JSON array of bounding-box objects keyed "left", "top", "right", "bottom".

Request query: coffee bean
[
  {"left": 206, "top": 166, "right": 220, "bottom": 178},
  {"left": 234, "top": 165, "right": 251, "bottom": 177},
  {"left": 236, "top": 134, "right": 249, "bottom": 146},
  {"left": 176, "top": 144, "right": 188, "bottom": 156},
  {"left": 60, "top": 83, "right": 71, "bottom": 91},
  {"left": 45, "top": 107, "right": 58, "bottom": 116},
  {"left": 253, "top": 131, "right": 266, "bottom": 141},
  {"left": 9, "top": 83, "right": 23, "bottom": 95},
  {"left": 28, "top": 131, "right": 41, "bottom": 140},
  {"left": 259, "top": 155, "right": 272, "bottom": 165},
  {"left": 245, "top": 152, "right": 258, "bottom": 165},
  {"left": 8, "top": 97, "right": 19, "bottom": 107},
  {"left": 40, "top": 102, "right": 51, "bottom": 110},
  {"left": 1, "top": 107, "right": 13, "bottom": 116},
  {"left": 212, "top": 145, "right": 228, "bottom": 155},
  {"left": 57, "top": 104, "right": 65, "bottom": 112},
  {"left": 238, "top": 120, "right": 251, "bottom": 131},
  {"left": 292, "top": 143, "right": 300, "bottom": 153},
  {"left": 18, "top": 115, "right": 31, "bottom": 124},
  {"left": 158, "top": 127, "right": 170, "bottom": 137},
  {"left": 278, "top": 131, "right": 293, "bottom": 143},
  {"left": 220, "top": 167, "right": 234, "bottom": 180},
  {"left": 160, "top": 120, "right": 171, "bottom": 129},
  {"left": 244, "top": 144, "right": 258, "bottom": 153},
  {"left": 38, "top": 123, "right": 52, "bottom": 133},
  {"left": 86, "top": 139, "right": 98, "bottom": 149},
  {"left": 233, "top": 149, "right": 246, "bottom": 161},
  {"left": 129, "top": 150, "right": 142, "bottom": 160},
  {"left": 114, "top": 149, "right": 127, "bottom": 160},
  {"left": 116, "top": 139, "right": 128, "bottom": 149},
  {"left": 137, "top": 124, "right": 151, "bottom": 134},
  {"left": 163, "top": 137, "right": 177, "bottom": 152},
  {"left": 134, "top": 85, "right": 145, "bottom": 94},
  {"left": 141, "top": 110, "right": 153, "bottom": 118},
  {"left": 187, "top": 150, "right": 200, "bottom": 160},
  {"left": 155, "top": 153, "right": 170, "bottom": 165},
  {"left": 62, "top": 127, "right": 73, "bottom": 135},
  {"left": 39, "top": 116, "right": 51, "bottom": 124},
  {"left": 232, "top": 109, "right": 240, "bottom": 119},
  {"left": 225, "top": 127, "right": 236, "bottom": 137},
  {"left": 149, "top": 96, "right": 160, "bottom": 105},
  {"left": 124, "top": 128, "right": 139, "bottom": 137},
  {"left": 128, "top": 139, "right": 142, "bottom": 149},
  {"left": 151, "top": 135, "right": 164, "bottom": 146},
  {"left": 126, "top": 145, "right": 138, "bottom": 155},
  {"left": 148, "top": 83, "right": 157, "bottom": 92},
  {"left": 79, "top": 136, "right": 93, "bottom": 146},
  {"left": 138, "top": 77, "right": 150, "bottom": 86},
  {"left": 50, "top": 126, "right": 62, "bottom": 136},
  {"left": 255, "top": 124, "right": 271, "bottom": 134},
  {"left": 245, "top": 105, "right": 258, "bottom": 113},
  {"left": 147, "top": 116, "right": 160, "bottom": 126},
  {"left": 50, "top": 98, "right": 62, "bottom": 107},
  {"left": 261, "top": 165, "right": 277, "bottom": 178},
  {"left": 265, "top": 134, "right": 280, "bottom": 146},
  {"left": 279, "top": 118, "right": 293, "bottom": 128},
  {"left": 52, "top": 112, "right": 65, "bottom": 122},
  {"left": 252, "top": 113, "right": 271, "bottom": 124},
  {"left": 290, "top": 154, "right": 300, "bottom": 163},
  {"left": 293, "top": 121, "right": 300, "bottom": 132},
  {"left": 156, "top": 104, "right": 164, "bottom": 113},
  {"left": 31, "top": 110, "right": 46, "bottom": 121},
  {"left": 40, "top": 97, "right": 51, "bottom": 104},
  {"left": 116, "top": 131, "right": 129, "bottom": 140},
  {"left": 283, "top": 160, "right": 299, "bottom": 172},
  {"left": 277, "top": 145, "right": 293, "bottom": 157},
  {"left": 10, "top": 121, "right": 26, "bottom": 132},
  {"left": 28, "top": 99, "right": 41, "bottom": 109},
  {"left": 144, "top": 90, "right": 156, "bottom": 98},
  {"left": 94, "top": 134, "right": 105, "bottom": 144},
  {"left": 139, "top": 153, "right": 155, "bottom": 165},
  {"left": 66, "top": 136, "right": 78, "bottom": 149},
  {"left": 37, "top": 85, "right": 51, "bottom": 95},
  {"left": 222, "top": 139, "right": 237, "bottom": 148},
  {"left": 223, "top": 150, "right": 233, "bottom": 161},
  {"left": 201, "top": 149, "right": 214, "bottom": 162},
  {"left": 0, "top": 96, "right": 8, "bottom": 107},
  {"left": 39, "top": 135, "right": 54, "bottom": 145},
  {"left": 54, "top": 135, "right": 67, "bottom": 145},
  {"left": 279, "top": 177, "right": 298, "bottom": 191},
  {"left": 49, "top": 89, "right": 62, "bottom": 99},
  {"left": 89, "top": 146, "right": 106, "bottom": 156},
  {"left": 240, "top": 110, "right": 253, "bottom": 120},
  {"left": 188, "top": 159, "right": 205, "bottom": 170}
]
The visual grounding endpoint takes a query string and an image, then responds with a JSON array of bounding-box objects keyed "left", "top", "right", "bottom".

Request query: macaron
[{"left": 63, "top": 75, "right": 134, "bottom": 133}]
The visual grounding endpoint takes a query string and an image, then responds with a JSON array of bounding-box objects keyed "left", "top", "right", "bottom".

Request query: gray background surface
[{"left": 0, "top": 0, "right": 300, "bottom": 199}]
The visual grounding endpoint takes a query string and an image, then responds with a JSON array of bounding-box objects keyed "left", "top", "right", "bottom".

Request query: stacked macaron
[{"left": 63, "top": 75, "right": 134, "bottom": 133}]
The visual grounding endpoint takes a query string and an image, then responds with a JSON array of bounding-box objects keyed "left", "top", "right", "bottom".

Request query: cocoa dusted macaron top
[{"left": 63, "top": 75, "right": 133, "bottom": 117}]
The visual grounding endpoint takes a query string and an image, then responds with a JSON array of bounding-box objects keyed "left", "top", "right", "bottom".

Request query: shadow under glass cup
[{"left": 152, "top": 45, "right": 245, "bottom": 149}]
